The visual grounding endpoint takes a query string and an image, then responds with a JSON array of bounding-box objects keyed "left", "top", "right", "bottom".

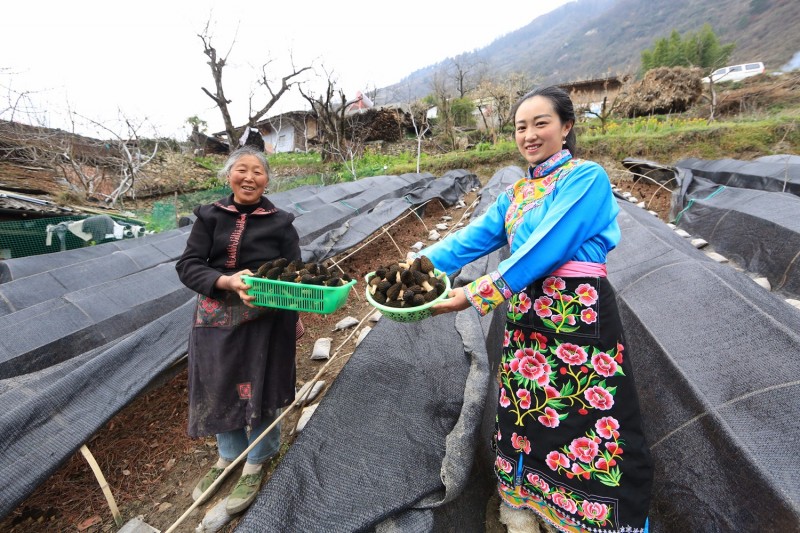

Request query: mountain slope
[{"left": 379, "top": 0, "right": 800, "bottom": 101}]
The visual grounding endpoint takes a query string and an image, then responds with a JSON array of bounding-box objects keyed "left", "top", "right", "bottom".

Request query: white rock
[
  {"left": 648, "top": 210, "right": 659, "bottom": 217},
  {"left": 310, "top": 337, "right": 332, "bottom": 360},
  {"left": 456, "top": 222, "right": 465, "bottom": 228},
  {"left": 636, "top": 201, "right": 646, "bottom": 208},
  {"left": 356, "top": 326, "right": 372, "bottom": 346},
  {"left": 428, "top": 229, "right": 441, "bottom": 241},
  {"left": 294, "top": 404, "right": 319, "bottom": 434},
  {"left": 368, "top": 311, "right": 382, "bottom": 323},
  {"left": 410, "top": 241, "right": 424, "bottom": 252},
  {"left": 704, "top": 251, "right": 728, "bottom": 263},
  {"left": 753, "top": 277, "right": 771, "bottom": 291},
  {"left": 667, "top": 223, "right": 676, "bottom": 229},
  {"left": 786, "top": 298, "right": 800, "bottom": 310},
  {"left": 457, "top": 200, "right": 466, "bottom": 208},
  {"left": 297, "top": 380, "right": 326, "bottom": 405},
  {"left": 194, "top": 498, "right": 232, "bottom": 532},
  {"left": 690, "top": 238, "right": 708, "bottom": 249},
  {"left": 621, "top": 191, "right": 631, "bottom": 198},
  {"left": 674, "top": 229, "right": 691, "bottom": 238},
  {"left": 334, "top": 316, "right": 359, "bottom": 331},
  {"left": 628, "top": 196, "right": 639, "bottom": 203},
  {"left": 440, "top": 216, "right": 453, "bottom": 221},
  {"left": 464, "top": 212, "right": 472, "bottom": 218},
  {"left": 120, "top": 517, "right": 160, "bottom": 533},
  {"left": 435, "top": 223, "right": 448, "bottom": 230}
]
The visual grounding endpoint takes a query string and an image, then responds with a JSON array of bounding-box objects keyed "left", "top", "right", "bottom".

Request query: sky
[{"left": 1, "top": 0, "right": 572, "bottom": 140}]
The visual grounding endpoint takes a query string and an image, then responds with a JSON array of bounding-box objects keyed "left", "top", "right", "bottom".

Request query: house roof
[{"left": 558, "top": 75, "right": 623, "bottom": 93}]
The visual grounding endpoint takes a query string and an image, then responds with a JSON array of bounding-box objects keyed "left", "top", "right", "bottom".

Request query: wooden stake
[{"left": 80, "top": 444, "right": 123, "bottom": 528}]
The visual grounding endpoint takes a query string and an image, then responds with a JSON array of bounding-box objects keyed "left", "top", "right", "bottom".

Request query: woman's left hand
[{"left": 431, "top": 288, "right": 471, "bottom": 316}]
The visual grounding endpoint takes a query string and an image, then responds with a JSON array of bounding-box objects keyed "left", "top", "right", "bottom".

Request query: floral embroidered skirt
[{"left": 494, "top": 275, "right": 652, "bottom": 533}]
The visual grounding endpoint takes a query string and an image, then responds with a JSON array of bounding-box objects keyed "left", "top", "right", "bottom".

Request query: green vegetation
[
  {"left": 134, "top": 98, "right": 799, "bottom": 233},
  {"left": 640, "top": 24, "right": 735, "bottom": 74}
]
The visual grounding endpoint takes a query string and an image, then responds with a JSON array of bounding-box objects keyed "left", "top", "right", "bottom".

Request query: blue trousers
[{"left": 216, "top": 409, "right": 281, "bottom": 465}]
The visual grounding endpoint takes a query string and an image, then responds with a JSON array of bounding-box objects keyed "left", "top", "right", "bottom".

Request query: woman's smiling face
[
  {"left": 514, "top": 95, "right": 572, "bottom": 166},
  {"left": 229, "top": 154, "right": 268, "bottom": 205}
]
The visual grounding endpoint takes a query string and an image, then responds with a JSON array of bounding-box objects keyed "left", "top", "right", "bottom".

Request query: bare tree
[
  {"left": 474, "top": 72, "right": 534, "bottom": 143},
  {"left": 447, "top": 55, "right": 485, "bottom": 98},
  {"left": 198, "top": 22, "right": 312, "bottom": 151},
  {"left": 299, "top": 78, "right": 368, "bottom": 180},
  {"left": 408, "top": 101, "right": 430, "bottom": 173},
  {"left": 429, "top": 70, "right": 458, "bottom": 151}
]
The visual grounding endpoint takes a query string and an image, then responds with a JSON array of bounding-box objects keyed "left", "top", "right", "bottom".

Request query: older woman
[
  {"left": 423, "top": 86, "right": 653, "bottom": 533},
  {"left": 176, "top": 145, "right": 300, "bottom": 514}
]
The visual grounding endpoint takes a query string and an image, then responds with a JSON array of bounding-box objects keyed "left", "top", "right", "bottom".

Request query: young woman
[
  {"left": 423, "top": 86, "right": 653, "bottom": 533},
  {"left": 176, "top": 145, "right": 301, "bottom": 514}
]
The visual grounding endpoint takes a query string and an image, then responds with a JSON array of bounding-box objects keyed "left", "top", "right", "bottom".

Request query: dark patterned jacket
[{"left": 176, "top": 194, "right": 300, "bottom": 298}]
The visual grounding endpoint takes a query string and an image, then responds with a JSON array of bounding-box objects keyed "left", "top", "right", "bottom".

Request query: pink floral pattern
[{"left": 529, "top": 277, "right": 600, "bottom": 334}]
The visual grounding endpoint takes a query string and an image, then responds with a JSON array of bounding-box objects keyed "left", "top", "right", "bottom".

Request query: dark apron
[{"left": 187, "top": 292, "right": 297, "bottom": 437}]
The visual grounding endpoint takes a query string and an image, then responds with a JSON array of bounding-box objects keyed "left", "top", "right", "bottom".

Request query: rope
[{"left": 672, "top": 185, "right": 726, "bottom": 224}]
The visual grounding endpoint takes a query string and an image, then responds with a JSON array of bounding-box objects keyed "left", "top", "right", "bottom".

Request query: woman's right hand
[{"left": 217, "top": 269, "right": 256, "bottom": 307}]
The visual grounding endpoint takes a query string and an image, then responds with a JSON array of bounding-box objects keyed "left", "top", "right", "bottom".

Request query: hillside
[{"left": 379, "top": 0, "right": 800, "bottom": 102}]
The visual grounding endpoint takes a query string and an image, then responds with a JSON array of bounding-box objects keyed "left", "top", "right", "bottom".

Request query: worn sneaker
[
  {"left": 191, "top": 466, "right": 225, "bottom": 503},
  {"left": 225, "top": 471, "right": 264, "bottom": 514}
]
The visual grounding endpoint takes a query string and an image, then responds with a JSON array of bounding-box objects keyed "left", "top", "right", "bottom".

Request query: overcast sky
[{"left": 1, "top": 0, "right": 572, "bottom": 140}]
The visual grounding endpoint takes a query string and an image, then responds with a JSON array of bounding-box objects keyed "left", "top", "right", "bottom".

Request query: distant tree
[
  {"left": 451, "top": 97, "right": 476, "bottom": 128},
  {"left": 640, "top": 24, "right": 734, "bottom": 73},
  {"left": 186, "top": 115, "right": 207, "bottom": 134},
  {"left": 427, "top": 71, "right": 458, "bottom": 150}
]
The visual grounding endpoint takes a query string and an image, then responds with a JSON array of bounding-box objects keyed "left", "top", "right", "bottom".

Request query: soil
[{"left": 0, "top": 166, "right": 670, "bottom": 533}]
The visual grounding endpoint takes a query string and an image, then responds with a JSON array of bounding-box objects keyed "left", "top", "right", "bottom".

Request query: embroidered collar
[
  {"left": 528, "top": 149, "right": 572, "bottom": 178},
  {"left": 214, "top": 194, "right": 277, "bottom": 216}
]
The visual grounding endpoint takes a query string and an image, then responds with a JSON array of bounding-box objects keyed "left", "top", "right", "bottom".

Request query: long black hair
[{"left": 511, "top": 85, "right": 578, "bottom": 156}]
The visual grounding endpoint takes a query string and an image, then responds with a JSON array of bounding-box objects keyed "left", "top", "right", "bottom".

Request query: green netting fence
[
  {"left": 0, "top": 186, "right": 234, "bottom": 261},
  {"left": 0, "top": 213, "right": 147, "bottom": 260}
]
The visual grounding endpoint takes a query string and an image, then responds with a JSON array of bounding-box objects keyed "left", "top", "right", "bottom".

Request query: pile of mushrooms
[
  {"left": 252, "top": 258, "right": 352, "bottom": 287},
  {"left": 367, "top": 255, "right": 447, "bottom": 308}
]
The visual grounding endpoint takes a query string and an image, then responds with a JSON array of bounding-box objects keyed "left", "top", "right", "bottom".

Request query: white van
[{"left": 701, "top": 62, "right": 765, "bottom": 84}]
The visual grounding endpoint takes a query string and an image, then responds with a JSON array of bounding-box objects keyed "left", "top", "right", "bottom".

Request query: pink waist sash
[{"left": 550, "top": 260, "right": 607, "bottom": 278}]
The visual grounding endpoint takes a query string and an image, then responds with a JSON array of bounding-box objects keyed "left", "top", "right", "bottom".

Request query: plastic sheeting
[
  {"left": 0, "top": 171, "right": 482, "bottom": 521},
  {"left": 0, "top": 301, "right": 194, "bottom": 519},
  {"left": 0, "top": 226, "right": 191, "bottom": 284},
  {"left": 0, "top": 231, "right": 191, "bottom": 315},
  {"left": 609, "top": 201, "right": 800, "bottom": 532},
  {"left": 676, "top": 157, "right": 800, "bottom": 196},
  {"left": 673, "top": 158, "right": 800, "bottom": 297},
  {"left": 300, "top": 170, "right": 479, "bottom": 262}
]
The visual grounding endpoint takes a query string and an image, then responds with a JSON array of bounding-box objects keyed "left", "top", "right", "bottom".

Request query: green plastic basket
[
  {"left": 364, "top": 269, "right": 451, "bottom": 323},
  {"left": 243, "top": 276, "right": 356, "bottom": 315}
]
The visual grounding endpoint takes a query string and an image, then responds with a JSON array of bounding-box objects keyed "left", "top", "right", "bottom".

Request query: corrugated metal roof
[{"left": 0, "top": 190, "right": 78, "bottom": 217}]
